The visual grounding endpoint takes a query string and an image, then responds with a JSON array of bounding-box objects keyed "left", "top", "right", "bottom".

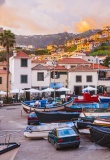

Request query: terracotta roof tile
[
  {"left": 32, "top": 59, "right": 47, "bottom": 64},
  {"left": 69, "top": 65, "right": 95, "bottom": 72},
  {"left": 32, "top": 64, "right": 49, "bottom": 70},
  {"left": 32, "top": 59, "right": 42, "bottom": 63},
  {"left": 58, "top": 58, "right": 90, "bottom": 64},
  {"left": 90, "top": 64, "right": 109, "bottom": 69},
  {"left": 16, "top": 51, "right": 29, "bottom": 58},
  {"left": 49, "top": 65, "right": 67, "bottom": 71}
]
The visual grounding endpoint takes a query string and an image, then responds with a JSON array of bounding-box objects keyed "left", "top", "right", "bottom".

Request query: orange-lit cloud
[
  {"left": 74, "top": 18, "right": 97, "bottom": 33},
  {"left": 0, "top": 0, "right": 110, "bottom": 35}
]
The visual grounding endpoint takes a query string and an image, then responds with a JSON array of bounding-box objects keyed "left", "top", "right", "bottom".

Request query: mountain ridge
[{"left": 15, "top": 29, "right": 101, "bottom": 48}]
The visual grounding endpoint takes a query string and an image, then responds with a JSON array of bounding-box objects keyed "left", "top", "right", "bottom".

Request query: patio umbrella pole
[
  {"left": 53, "top": 62, "right": 56, "bottom": 102},
  {"left": 52, "top": 58, "right": 58, "bottom": 102}
]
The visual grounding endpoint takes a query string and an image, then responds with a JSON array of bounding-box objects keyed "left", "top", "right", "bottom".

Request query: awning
[{"left": 50, "top": 82, "right": 64, "bottom": 89}]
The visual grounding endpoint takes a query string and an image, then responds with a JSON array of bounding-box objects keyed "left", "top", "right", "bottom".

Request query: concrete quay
[{"left": 0, "top": 105, "right": 110, "bottom": 160}]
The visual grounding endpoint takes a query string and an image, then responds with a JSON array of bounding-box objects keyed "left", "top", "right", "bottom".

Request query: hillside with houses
[{"left": 0, "top": 26, "right": 110, "bottom": 101}]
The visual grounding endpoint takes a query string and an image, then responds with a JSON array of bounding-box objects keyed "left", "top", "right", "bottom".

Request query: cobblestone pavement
[{"left": 0, "top": 105, "right": 110, "bottom": 160}]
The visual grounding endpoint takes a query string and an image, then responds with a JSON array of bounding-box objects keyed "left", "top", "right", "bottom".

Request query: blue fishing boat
[
  {"left": 65, "top": 102, "right": 109, "bottom": 112},
  {"left": 22, "top": 98, "right": 73, "bottom": 113}
]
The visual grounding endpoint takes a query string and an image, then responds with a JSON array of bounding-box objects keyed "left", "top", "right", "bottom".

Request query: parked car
[
  {"left": 48, "top": 127, "right": 80, "bottom": 150},
  {"left": 28, "top": 112, "right": 39, "bottom": 125}
]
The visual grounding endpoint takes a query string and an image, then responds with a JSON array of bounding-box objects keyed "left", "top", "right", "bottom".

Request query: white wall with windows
[
  {"left": 9, "top": 53, "right": 31, "bottom": 90},
  {"left": 68, "top": 71, "right": 98, "bottom": 93},
  {"left": 31, "top": 70, "right": 50, "bottom": 89}
]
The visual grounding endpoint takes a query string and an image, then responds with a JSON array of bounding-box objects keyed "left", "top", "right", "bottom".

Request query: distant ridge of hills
[{"left": 15, "top": 29, "right": 101, "bottom": 48}]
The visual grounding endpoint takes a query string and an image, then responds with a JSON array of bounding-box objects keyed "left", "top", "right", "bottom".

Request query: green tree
[
  {"left": 0, "top": 30, "right": 16, "bottom": 103},
  {"left": 101, "top": 56, "right": 110, "bottom": 67}
]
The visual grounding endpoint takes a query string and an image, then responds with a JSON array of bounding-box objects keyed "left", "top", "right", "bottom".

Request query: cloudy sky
[{"left": 0, "top": 0, "right": 110, "bottom": 35}]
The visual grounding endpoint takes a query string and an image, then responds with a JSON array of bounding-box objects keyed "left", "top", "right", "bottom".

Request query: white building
[
  {"left": 9, "top": 51, "right": 31, "bottom": 90},
  {"left": 58, "top": 57, "right": 90, "bottom": 69},
  {"left": 31, "top": 64, "right": 50, "bottom": 89},
  {"left": 83, "top": 56, "right": 106, "bottom": 64},
  {"left": 68, "top": 65, "right": 98, "bottom": 95}
]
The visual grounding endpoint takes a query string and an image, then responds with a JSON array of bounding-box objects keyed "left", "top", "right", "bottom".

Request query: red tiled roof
[
  {"left": 16, "top": 51, "right": 29, "bottom": 58},
  {"left": 90, "top": 64, "right": 109, "bottom": 69},
  {"left": 32, "top": 59, "right": 47, "bottom": 64},
  {"left": 0, "top": 69, "right": 7, "bottom": 73},
  {"left": 32, "top": 64, "right": 49, "bottom": 70},
  {"left": 58, "top": 58, "right": 90, "bottom": 64},
  {"left": 32, "top": 59, "right": 42, "bottom": 63},
  {"left": 50, "top": 65, "right": 67, "bottom": 71},
  {"left": 69, "top": 65, "right": 95, "bottom": 72}
]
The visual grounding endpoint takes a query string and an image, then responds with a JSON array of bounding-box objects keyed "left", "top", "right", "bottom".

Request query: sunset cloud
[
  {"left": 0, "top": 0, "right": 110, "bottom": 35},
  {"left": 74, "top": 18, "right": 97, "bottom": 32}
]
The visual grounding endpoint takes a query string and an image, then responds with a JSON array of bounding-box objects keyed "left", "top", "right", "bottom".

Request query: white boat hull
[
  {"left": 24, "top": 130, "right": 50, "bottom": 138},
  {"left": 80, "top": 112, "right": 110, "bottom": 117},
  {"left": 24, "top": 122, "right": 74, "bottom": 139}
]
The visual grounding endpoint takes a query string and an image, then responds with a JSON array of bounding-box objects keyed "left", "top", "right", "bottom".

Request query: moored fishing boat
[
  {"left": 65, "top": 102, "right": 109, "bottom": 112},
  {"left": 24, "top": 122, "right": 74, "bottom": 139},
  {"left": 99, "top": 96, "right": 110, "bottom": 103},
  {"left": 22, "top": 98, "right": 73, "bottom": 113},
  {"left": 89, "top": 126, "right": 110, "bottom": 148},
  {"left": 35, "top": 111, "right": 80, "bottom": 123},
  {"left": 80, "top": 105, "right": 110, "bottom": 118},
  {"left": 74, "top": 92, "right": 99, "bottom": 103},
  {"left": 94, "top": 116, "right": 110, "bottom": 127}
]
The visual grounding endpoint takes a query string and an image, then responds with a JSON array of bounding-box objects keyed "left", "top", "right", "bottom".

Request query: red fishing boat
[{"left": 74, "top": 92, "right": 99, "bottom": 103}]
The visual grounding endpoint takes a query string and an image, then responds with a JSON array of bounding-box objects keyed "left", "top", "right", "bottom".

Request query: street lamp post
[{"left": 52, "top": 58, "right": 58, "bottom": 101}]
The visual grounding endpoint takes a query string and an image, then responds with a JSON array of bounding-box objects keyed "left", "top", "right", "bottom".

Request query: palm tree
[{"left": 0, "top": 30, "right": 16, "bottom": 103}]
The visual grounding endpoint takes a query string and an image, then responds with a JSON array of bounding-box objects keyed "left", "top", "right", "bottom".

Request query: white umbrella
[
  {"left": 41, "top": 88, "right": 54, "bottom": 92},
  {"left": 10, "top": 89, "right": 24, "bottom": 94},
  {"left": 0, "top": 90, "right": 6, "bottom": 95},
  {"left": 56, "top": 87, "right": 70, "bottom": 92},
  {"left": 82, "top": 86, "right": 97, "bottom": 91},
  {"left": 25, "top": 88, "right": 41, "bottom": 93}
]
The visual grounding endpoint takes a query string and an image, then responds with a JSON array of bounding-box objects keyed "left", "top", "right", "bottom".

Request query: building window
[
  {"left": 37, "top": 72, "right": 44, "bottom": 81},
  {"left": 21, "top": 75, "right": 28, "bottom": 83},
  {"left": 21, "top": 59, "right": 27, "bottom": 67},
  {"left": 76, "top": 76, "right": 82, "bottom": 82},
  {"left": 0, "top": 77, "right": 2, "bottom": 84},
  {"left": 86, "top": 76, "right": 92, "bottom": 82}
]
